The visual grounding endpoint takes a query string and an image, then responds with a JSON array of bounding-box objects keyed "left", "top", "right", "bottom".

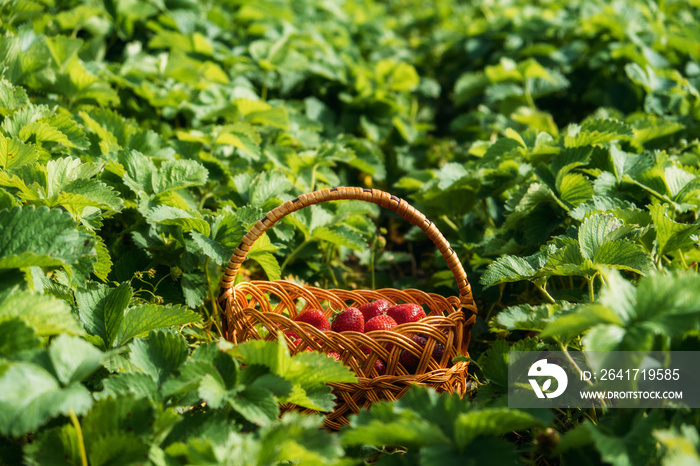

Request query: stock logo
[{"left": 528, "top": 359, "right": 568, "bottom": 399}]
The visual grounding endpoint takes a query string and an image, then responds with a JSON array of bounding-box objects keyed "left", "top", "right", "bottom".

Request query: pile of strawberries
[{"left": 288, "top": 299, "right": 445, "bottom": 375}]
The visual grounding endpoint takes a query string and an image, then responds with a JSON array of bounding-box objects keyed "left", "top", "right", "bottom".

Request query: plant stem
[
  {"left": 587, "top": 274, "right": 596, "bottom": 302},
  {"left": 589, "top": 406, "right": 599, "bottom": 424},
  {"left": 559, "top": 342, "right": 607, "bottom": 410},
  {"left": 198, "top": 193, "right": 214, "bottom": 210},
  {"left": 309, "top": 163, "right": 319, "bottom": 192},
  {"left": 536, "top": 282, "right": 556, "bottom": 304},
  {"left": 439, "top": 215, "right": 460, "bottom": 233},
  {"left": 69, "top": 409, "right": 88, "bottom": 466},
  {"left": 559, "top": 342, "right": 591, "bottom": 386},
  {"left": 679, "top": 249, "right": 689, "bottom": 269},
  {"left": 280, "top": 239, "right": 311, "bottom": 273},
  {"left": 204, "top": 258, "right": 219, "bottom": 322}
]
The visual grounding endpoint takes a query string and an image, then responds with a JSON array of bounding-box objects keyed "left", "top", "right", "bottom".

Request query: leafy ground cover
[{"left": 1, "top": 0, "right": 700, "bottom": 464}]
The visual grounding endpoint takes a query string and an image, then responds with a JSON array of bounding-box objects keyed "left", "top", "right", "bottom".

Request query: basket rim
[{"left": 221, "top": 278, "right": 477, "bottom": 315}]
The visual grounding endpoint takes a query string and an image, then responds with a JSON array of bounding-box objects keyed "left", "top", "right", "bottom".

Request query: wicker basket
[{"left": 218, "top": 187, "right": 477, "bottom": 429}]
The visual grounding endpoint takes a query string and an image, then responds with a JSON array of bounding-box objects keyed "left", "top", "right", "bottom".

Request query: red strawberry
[
  {"left": 399, "top": 335, "right": 445, "bottom": 372},
  {"left": 331, "top": 307, "right": 364, "bottom": 333},
  {"left": 294, "top": 308, "right": 330, "bottom": 331},
  {"left": 387, "top": 303, "right": 426, "bottom": 325},
  {"left": 327, "top": 352, "right": 341, "bottom": 361},
  {"left": 358, "top": 299, "right": 391, "bottom": 321},
  {"left": 374, "top": 359, "right": 386, "bottom": 375},
  {"left": 364, "top": 315, "right": 397, "bottom": 332}
]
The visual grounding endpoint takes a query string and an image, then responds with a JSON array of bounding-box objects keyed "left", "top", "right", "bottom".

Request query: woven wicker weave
[{"left": 218, "top": 187, "right": 477, "bottom": 429}]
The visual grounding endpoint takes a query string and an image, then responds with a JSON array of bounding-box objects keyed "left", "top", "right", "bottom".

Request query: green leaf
[
  {"left": 667, "top": 167, "right": 700, "bottom": 205},
  {"left": 228, "top": 337, "right": 292, "bottom": 376},
  {"left": 0, "top": 187, "right": 16, "bottom": 209},
  {"left": 152, "top": 159, "right": 209, "bottom": 194},
  {"left": 60, "top": 178, "right": 124, "bottom": 212},
  {"left": 98, "top": 372, "right": 160, "bottom": 402},
  {"left": 248, "top": 251, "right": 281, "bottom": 280},
  {"left": 0, "top": 288, "right": 83, "bottom": 336},
  {"left": 249, "top": 171, "right": 293, "bottom": 207},
  {"left": 628, "top": 271, "right": 700, "bottom": 336},
  {"left": 228, "top": 386, "right": 280, "bottom": 425},
  {"left": 146, "top": 205, "right": 210, "bottom": 235},
  {"left": 490, "top": 303, "right": 567, "bottom": 333},
  {"left": 479, "top": 338, "right": 541, "bottom": 389},
  {"left": 480, "top": 255, "right": 537, "bottom": 287},
  {"left": 379, "top": 60, "right": 419, "bottom": 92},
  {"left": 558, "top": 173, "right": 594, "bottom": 206},
  {"left": 45, "top": 158, "right": 102, "bottom": 196},
  {"left": 564, "top": 119, "right": 633, "bottom": 148},
  {"left": 75, "top": 282, "right": 131, "bottom": 347},
  {"left": 104, "top": 282, "right": 132, "bottom": 347},
  {"left": 503, "top": 182, "right": 561, "bottom": 229},
  {"left": 41, "top": 114, "right": 89, "bottom": 150},
  {"left": 0, "top": 206, "right": 95, "bottom": 270},
  {"left": 422, "top": 437, "right": 519, "bottom": 465},
  {"left": 288, "top": 352, "right": 359, "bottom": 386},
  {"left": 544, "top": 241, "right": 588, "bottom": 277},
  {"left": 256, "top": 412, "right": 343, "bottom": 466},
  {"left": 576, "top": 270, "right": 700, "bottom": 351},
  {"left": 454, "top": 408, "right": 542, "bottom": 448},
  {"left": 20, "top": 121, "right": 76, "bottom": 148},
  {"left": 0, "top": 79, "right": 29, "bottom": 114},
  {"left": 43, "top": 35, "right": 83, "bottom": 69},
  {"left": 0, "top": 167, "right": 46, "bottom": 203},
  {"left": 311, "top": 225, "right": 366, "bottom": 250},
  {"left": 592, "top": 240, "right": 652, "bottom": 274},
  {"left": 485, "top": 137, "right": 526, "bottom": 159},
  {"left": 90, "top": 233, "right": 112, "bottom": 281},
  {"left": 0, "top": 136, "right": 41, "bottom": 171},
  {"left": 115, "top": 304, "right": 200, "bottom": 347},
  {"left": 212, "top": 210, "right": 246, "bottom": 250},
  {"left": 198, "top": 373, "right": 228, "bottom": 409},
  {"left": 88, "top": 432, "right": 151, "bottom": 466},
  {"left": 578, "top": 214, "right": 624, "bottom": 260},
  {"left": 216, "top": 123, "right": 262, "bottom": 158},
  {"left": 181, "top": 271, "right": 209, "bottom": 308},
  {"left": 650, "top": 204, "right": 700, "bottom": 255},
  {"left": 81, "top": 394, "right": 156, "bottom": 440},
  {"left": 630, "top": 116, "right": 685, "bottom": 148},
  {"left": 48, "top": 335, "right": 104, "bottom": 385},
  {"left": 655, "top": 425, "right": 700, "bottom": 466},
  {"left": 248, "top": 372, "right": 293, "bottom": 398},
  {"left": 454, "top": 72, "right": 489, "bottom": 105},
  {"left": 128, "top": 330, "right": 189, "bottom": 384},
  {"left": 24, "top": 423, "right": 82, "bottom": 466},
  {"left": 118, "top": 150, "right": 154, "bottom": 193},
  {"left": 0, "top": 361, "right": 92, "bottom": 436},
  {"left": 190, "top": 230, "right": 230, "bottom": 265},
  {"left": 0, "top": 319, "right": 41, "bottom": 357},
  {"left": 79, "top": 395, "right": 154, "bottom": 464},
  {"left": 569, "top": 196, "right": 643, "bottom": 221},
  {"left": 342, "top": 403, "right": 449, "bottom": 448},
  {"left": 539, "top": 304, "right": 624, "bottom": 340},
  {"left": 246, "top": 107, "right": 290, "bottom": 130},
  {"left": 479, "top": 246, "right": 554, "bottom": 288},
  {"left": 587, "top": 411, "right": 662, "bottom": 466}
]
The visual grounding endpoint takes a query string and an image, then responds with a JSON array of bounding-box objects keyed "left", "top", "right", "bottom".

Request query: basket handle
[{"left": 219, "top": 187, "right": 474, "bottom": 309}]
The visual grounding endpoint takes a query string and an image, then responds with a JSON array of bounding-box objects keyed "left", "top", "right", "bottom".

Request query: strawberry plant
[{"left": 2, "top": 0, "right": 700, "bottom": 464}]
